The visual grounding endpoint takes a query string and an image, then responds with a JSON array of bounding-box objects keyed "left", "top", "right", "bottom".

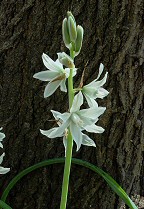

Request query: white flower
[
  {"left": 0, "top": 153, "right": 10, "bottom": 174},
  {"left": 41, "top": 110, "right": 96, "bottom": 155},
  {"left": 33, "top": 53, "right": 71, "bottom": 98},
  {"left": 82, "top": 63, "right": 109, "bottom": 107},
  {"left": 40, "top": 92, "right": 106, "bottom": 151},
  {"left": 0, "top": 127, "right": 5, "bottom": 148}
]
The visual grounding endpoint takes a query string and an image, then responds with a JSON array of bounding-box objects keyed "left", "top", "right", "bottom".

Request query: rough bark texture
[{"left": 0, "top": 0, "right": 144, "bottom": 209}]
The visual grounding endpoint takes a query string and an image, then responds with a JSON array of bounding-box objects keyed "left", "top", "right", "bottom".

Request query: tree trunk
[{"left": 0, "top": 0, "right": 144, "bottom": 208}]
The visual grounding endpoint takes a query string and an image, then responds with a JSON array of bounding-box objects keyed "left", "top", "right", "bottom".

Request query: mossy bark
[{"left": 0, "top": 0, "right": 144, "bottom": 208}]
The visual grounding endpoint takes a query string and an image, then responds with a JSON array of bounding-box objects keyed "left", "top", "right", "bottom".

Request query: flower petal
[
  {"left": 0, "top": 167, "right": 10, "bottom": 174},
  {"left": 55, "top": 59, "right": 63, "bottom": 68},
  {"left": 64, "top": 68, "right": 70, "bottom": 78},
  {"left": 83, "top": 93, "right": 98, "bottom": 107},
  {"left": 70, "top": 91, "right": 83, "bottom": 113},
  {"left": 63, "top": 135, "right": 67, "bottom": 149},
  {"left": 82, "top": 133, "right": 96, "bottom": 147},
  {"left": 40, "top": 127, "right": 64, "bottom": 138},
  {"left": 96, "top": 63, "right": 104, "bottom": 80},
  {"left": 51, "top": 110, "right": 70, "bottom": 122},
  {"left": 93, "top": 72, "right": 108, "bottom": 87},
  {"left": 96, "top": 87, "right": 109, "bottom": 99},
  {"left": 51, "top": 110, "right": 62, "bottom": 121},
  {"left": 50, "top": 110, "right": 59, "bottom": 119},
  {"left": 44, "top": 80, "right": 62, "bottom": 98},
  {"left": 78, "top": 115, "right": 95, "bottom": 126},
  {"left": 78, "top": 107, "right": 106, "bottom": 120},
  {"left": 72, "top": 68, "right": 77, "bottom": 77},
  {"left": 64, "top": 68, "right": 77, "bottom": 78},
  {"left": 63, "top": 135, "right": 67, "bottom": 157},
  {"left": 48, "top": 119, "right": 70, "bottom": 138},
  {"left": 85, "top": 63, "right": 104, "bottom": 84},
  {"left": 0, "top": 132, "right": 5, "bottom": 140},
  {"left": 33, "top": 70, "right": 59, "bottom": 81},
  {"left": 0, "top": 153, "right": 5, "bottom": 164},
  {"left": 70, "top": 121, "right": 82, "bottom": 151},
  {"left": 42, "top": 53, "right": 62, "bottom": 72},
  {"left": 60, "top": 79, "right": 67, "bottom": 92},
  {"left": 82, "top": 86, "right": 96, "bottom": 98},
  {"left": 84, "top": 124, "right": 105, "bottom": 133},
  {"left": 83, "top": 69, "right": 107, "bottom": 89},
  {"left": 0, "top": 142, "right": 3, "bottom": 148}
]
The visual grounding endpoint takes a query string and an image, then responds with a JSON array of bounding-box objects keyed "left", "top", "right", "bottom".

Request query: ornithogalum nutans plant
[
  {"left": 32, "top": 11, "right": 138, "bottom": 209},
  {"left": 0, "top": 11, "right": 138, "bottom": 209}
]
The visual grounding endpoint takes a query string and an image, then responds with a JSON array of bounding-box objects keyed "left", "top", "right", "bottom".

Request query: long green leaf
[
  {"left": 0, "top": 158, "right": 138, "bottom": 209},
  {"left": 102, "top": 172, "right": 137, "bottom": 209},
  {"left": 0, "top": 200, "right": 12, "bottom": 209}
]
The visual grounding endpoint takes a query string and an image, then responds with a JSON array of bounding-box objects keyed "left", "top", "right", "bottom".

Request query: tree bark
[{"left": 0, "top": 0, "right": 144, "bottom": 208}]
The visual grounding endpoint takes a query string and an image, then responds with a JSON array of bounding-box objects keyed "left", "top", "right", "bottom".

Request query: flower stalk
[{"left": 59, "top": 49, "right": 74, "bottom": 209}]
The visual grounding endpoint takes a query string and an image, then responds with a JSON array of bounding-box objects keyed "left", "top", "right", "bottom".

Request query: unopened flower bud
[
  {"left": 67, "top": 11, "right": 76, "bottom": 23},
  {"left": 62, "top": 18, "right": 71, "bottom": 49},
  {"left": 57, "top": 52, "right": 75, "bottom": 68},
  {"left": 68, "top": 16, "right": 77, "bottom": 42},
  {"left": 75, "top": 25, "right": 84, "bottom": 56}
]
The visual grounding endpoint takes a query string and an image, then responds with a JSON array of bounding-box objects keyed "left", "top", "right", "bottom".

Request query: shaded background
[{"left": 0, "top": 0, "right": 144, "bottom": 208}]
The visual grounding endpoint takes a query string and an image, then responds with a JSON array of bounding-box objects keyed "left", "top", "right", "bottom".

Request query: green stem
[
  {"left": 59, "top": 49, "right": 75, "bottom": 209},
  {"left": 68, "top": 69, "right": 74, "bottom": 107},
  {"left": 59, "top": 132, "right": 73, "bottom": 209}
]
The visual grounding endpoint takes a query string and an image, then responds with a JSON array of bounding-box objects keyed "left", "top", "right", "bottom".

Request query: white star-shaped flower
[
  {"left": 43, "top": 109, "right": 96, "bottom": 154},
  {"left": 40, "top": 92, "right": 106, "bottom": 151},
  {"left": 0, "top": 153, "right": 10, "bottom": 174},
  {"left": 33, "top": 53, "right": 74, "bottom": 98},
  {"left": 82, "top": 63, "right": 109, "bottom": 107}
]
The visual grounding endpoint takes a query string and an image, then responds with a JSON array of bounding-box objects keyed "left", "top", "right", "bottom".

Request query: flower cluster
[
  {"left": 40, "top": 92, "right": 106, "bottom": 151},
  {"left": 62, "top": 11, "right": 84, "bottom": 56},
  {"left": 0, "top": 128, "right": 10, "bottom": 174},
  {"left": 33, "top": 11, "right": 109, "bottom": 153}
]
